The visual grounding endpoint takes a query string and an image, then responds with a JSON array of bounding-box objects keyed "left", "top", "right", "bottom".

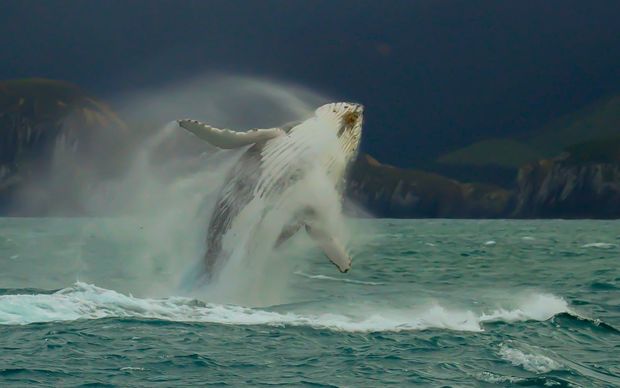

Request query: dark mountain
[
  {"left": 513, "top": 137, "right": 620, "bottom": 218},
  {"left": 346, "top": 155, "right": 514, "bottom": 218},
  {"left": 0, "top": 78, "right": 127, "bottom": 214},
  {"left": 433, "top": 95, "right": 620, "bottom": 185}
]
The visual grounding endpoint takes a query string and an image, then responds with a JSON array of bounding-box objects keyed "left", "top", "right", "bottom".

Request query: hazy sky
[{"left": 2, "top": 0, "right": 619, "bottom": 166}]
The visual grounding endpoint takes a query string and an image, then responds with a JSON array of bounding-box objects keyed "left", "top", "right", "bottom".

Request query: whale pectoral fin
[
  {"left": 274, "top": 222, "right": 303, "bottom": 248},
  {"left": 305, "top": 224, "right": 352, "bottom": 273},
  {"left": 177, "top": 119, "right": 284, "bottom": 149}
]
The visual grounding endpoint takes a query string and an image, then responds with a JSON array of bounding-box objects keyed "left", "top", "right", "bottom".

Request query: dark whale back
[{"left": 204, "top": 143, "right": 264, "bottom": 274}]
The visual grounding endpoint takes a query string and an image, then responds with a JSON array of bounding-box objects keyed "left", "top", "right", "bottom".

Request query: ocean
[{"left": 0, "top": 218, "right": 618, "bottom": 386}]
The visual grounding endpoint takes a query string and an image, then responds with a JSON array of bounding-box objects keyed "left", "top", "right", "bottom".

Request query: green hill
[
  {"left": 437, "top": 95, "right": 620, "bottom": 169},
  {"left": 437, "top": 138, "right": 541, "bottom": 168}
]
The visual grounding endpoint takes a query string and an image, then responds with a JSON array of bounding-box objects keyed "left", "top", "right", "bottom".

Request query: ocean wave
[
  {"left": 473, "top": 371, "right": 569, "bottom": 387},
  {"left": 473, "top": 371, "right": 524, "bottom": 384},
  {"left": 479, "top": 293, "right": 569, "bottom": 323},
  {"left": 498, "top": 344, "right": 562, "bottom": 373},
  {"left": 0, "top": 283, "right": 571, "bottom": 332},
  {"left": 554, "top": 312, "right": 620, "bottom": 334},
  {"left": 581, "top": 242, "right": 616, "bottom": 249},
  {"left": 293, "top": 271, "right": 384, "bottom": 285}
]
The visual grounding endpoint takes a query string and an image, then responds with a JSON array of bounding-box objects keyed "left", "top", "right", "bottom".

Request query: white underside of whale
[{"left": 177, "top": 114, "right": 353, "bottom": 274}]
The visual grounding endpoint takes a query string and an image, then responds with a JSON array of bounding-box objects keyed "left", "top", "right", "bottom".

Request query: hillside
[
  {"left": 436, "top": 95, "right": 620, "bottom": 170},
  {"left": 0, "top": 78, "right": 127, "bottom": 214},
  {"left": 346, "top": 154, "right": 514, "bottom": 218},
  {"left": 513, "top": 137, "right": 620, "bottom": 218}
]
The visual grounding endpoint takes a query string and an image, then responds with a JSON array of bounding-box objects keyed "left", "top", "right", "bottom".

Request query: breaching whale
[{"left": 177, "top": 102, "right": 363, "bottom": 278}]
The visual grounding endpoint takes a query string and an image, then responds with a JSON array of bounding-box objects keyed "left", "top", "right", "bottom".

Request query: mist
[{"left": 15, "top": 73, "right": 363, "bottom": 306}]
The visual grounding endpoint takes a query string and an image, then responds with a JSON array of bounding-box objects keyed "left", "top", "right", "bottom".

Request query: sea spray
[
  {"left": 35, "top": 74, "right": 343, "bottom": 303},
  {"left": 201, "top": 114, "right": 353, "bottom": 306},
  {"left": 0, "top": 282, "right": 572, "bottom": 332}
]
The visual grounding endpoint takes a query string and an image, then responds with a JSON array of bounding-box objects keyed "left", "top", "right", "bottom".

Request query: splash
[
  {"left": 24, "top": 74, "right": 355, "bottom": 305},
  {"left": 479, "top": 293, "right": 569, "bottom": 323},
  {"left": 202, "top": 138, "right": 351, "bottom": 306},
  {"left": 0, "top": 283, "right": 572, "bottom": 332}
]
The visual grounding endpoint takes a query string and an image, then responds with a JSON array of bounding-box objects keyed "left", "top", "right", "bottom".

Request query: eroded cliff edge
[
  {"left": 346, "top": 155, "right": 514, "bottom": 218},
  {"left": 512, "top": 139, "right": 620, "bottom": 218}
]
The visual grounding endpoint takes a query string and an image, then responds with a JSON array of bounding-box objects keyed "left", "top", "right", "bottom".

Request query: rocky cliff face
[
  {"left": 513, "top": 157, "right": 620, "bottom": 218},
  {"left": 345, "top": 155, "right": 514, "bottom": 218},
  {"left": 347, "top": 134, "right": 620, "bottom": 219},
  {"left": 0, "top": 79, "right": 127, "bottom": 214}
]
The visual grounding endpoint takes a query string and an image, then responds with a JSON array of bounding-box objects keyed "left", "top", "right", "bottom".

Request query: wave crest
[
  {"left": 0, "top": 283, "right": 572, "bottom": 333},
  {"left": 498, "top": 343, "right": 562, "bottom": 373}
]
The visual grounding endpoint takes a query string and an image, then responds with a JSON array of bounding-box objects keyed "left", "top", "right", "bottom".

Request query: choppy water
[{"left": 0, "top": 218, "right": 619, "bottom": 386}]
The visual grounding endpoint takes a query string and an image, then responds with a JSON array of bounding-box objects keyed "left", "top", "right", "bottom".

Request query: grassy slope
[
  {"left": 437, "top": 95, "right": 620, "bottom": 168},
  {"left": 437, "top": 138, "right": 541, "bottom": 168}
]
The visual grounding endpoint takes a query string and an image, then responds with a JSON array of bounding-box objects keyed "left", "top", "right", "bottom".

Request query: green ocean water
[{"left": 0, "top": 218, "right": 619, "bottom": 386}]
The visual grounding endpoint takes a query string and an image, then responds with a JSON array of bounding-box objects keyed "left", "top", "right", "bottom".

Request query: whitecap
[
  {"left": 473, "top": 371, "right": 524, "bottom": 384},
  {"left": 0, "top": 283, "right": 572, "bottom": 333},
  {"left": 484, "top": 240, "right": 496, "bottom": 246},
  {"left": 480, "top": 293, "right": 569, "bottom": 323},
  {"left": 120, "top": 367, "right": 146, "bottom": 371},
  {"left": 581, "top": 242, "right": 616, "bottom": 249},
  {"left": 498, "top": 344, "right": 562, "bottom": 373},
  {"left": 293, "top": 271, "right": 384, "bottom": 286}
]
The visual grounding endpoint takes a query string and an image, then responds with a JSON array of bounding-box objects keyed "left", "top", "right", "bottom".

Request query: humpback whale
[{"left": 177, "top": 102, "right": 363, "bottom": 278}]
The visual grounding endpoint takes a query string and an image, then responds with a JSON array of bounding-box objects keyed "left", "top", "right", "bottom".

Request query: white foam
[
  {"left": 498, "top": 344, "right": 562, "bottom": 373},
  {"left": 473, "top": 371, "right": 523, "bottom": 384},
  {"left": 120, "top": 367, "right": 146, "bottom": 372},
  {"left": 28, "top": 74, "right": 334, "bottom": 304},
  {"left": 294, "top": 271, "right": 384, "bottom": 286},
  {"left": 0, "top": 283, "right": 571, "bottom": 333},
  {"left": 480, "top": 293, "right": 569, "bottom": 323},
  {"left": 581, "top": 242, "right": 616, "bottom": 249},
  {"left": 484, "top": 240, "right": 496, "bottom": 246}
]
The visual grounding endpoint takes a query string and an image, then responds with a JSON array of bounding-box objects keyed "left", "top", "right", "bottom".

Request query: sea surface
[{"left": 0, "top": 218, "right": 619, "bottom": 387}]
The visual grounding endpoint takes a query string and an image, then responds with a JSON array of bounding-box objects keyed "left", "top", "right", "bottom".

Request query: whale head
[{"left": 315, "top": 102, "right": 363, "bottom": 162}]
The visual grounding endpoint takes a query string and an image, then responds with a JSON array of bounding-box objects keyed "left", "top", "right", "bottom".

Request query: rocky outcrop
[
  {"left": 0, "top": 78, "right": 127, "bottom": 214},
  {"left": 345, "top": 154, "right": 514, "bottom": 218},
  {"left": 513, "top": 157, "right": 620, "bottom": 218},
  {"left": 348, "top": 135, "right": 620, "bottom": 219}
]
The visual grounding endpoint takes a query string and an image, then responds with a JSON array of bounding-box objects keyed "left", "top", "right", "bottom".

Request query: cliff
[
  {"left": 0, "top": 78, "right": 127, "bottom": 214},
  {"left": 346, "top": 154, "right": 514, "bottom": 218},
  {"left": 513, "top": 138, "right": 620, "bottom": 218}
]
